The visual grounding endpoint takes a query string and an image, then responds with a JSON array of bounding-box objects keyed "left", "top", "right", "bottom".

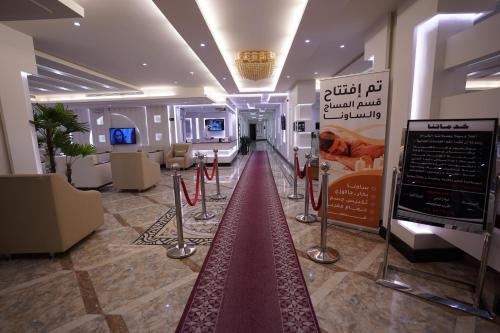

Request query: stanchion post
[
  {"left": 194, "top": 154, "right": 216, "bottom": 220},
  {"left": 167, "top": 163, "right": 196, "bottom": 259},
  {"left": 375, "top": 171, "right": 495, "bottom": 320},
  {"left": 288, "top": 146, "right": 304, "bottom": 200},
  {"left": 210, "top": 149, "right": 227, "bottom": 200},
  {"left": 473, "top": 173, "right": 499, "bottom": 308},
  {"left": 380, "top": 167, "right": 398, "bottom": 279},
  {"left": 296, "top": 153, "right": 316, "bottom": 223},
  {"left": 307, "top": 162, "right": 340, "bottom": 264}
]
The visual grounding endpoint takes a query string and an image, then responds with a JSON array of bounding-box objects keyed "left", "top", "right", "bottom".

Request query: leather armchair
[
  {"left": 165, "top": 143, "right": 194, "bottom": 169},
  {"left": 110, "top": 152, "right": 161, "bottom": 190},
  {"left": 0, "top": 174, "right": 104, "bottom": 254}
]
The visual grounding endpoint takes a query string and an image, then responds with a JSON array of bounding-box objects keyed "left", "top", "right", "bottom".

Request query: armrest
[
  {"left": 185, "top": 147, "right": 194, "bottom": 167},
  {"left": 165, "top": 149, "right": 174, "bottom": 160},
  {"left": 143, "top": 159, "right": 161, "bottom": 188},
  {"left": 92, "top": 163, "right": 112, "bottom": 184},
  {"left": 54, "top": 183, "right": 104, "bottom": 250}
]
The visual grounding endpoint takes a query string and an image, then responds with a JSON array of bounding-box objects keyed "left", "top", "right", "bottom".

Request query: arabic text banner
[{"left": 319, "top": 70, "right": 390, "bottom": 229}]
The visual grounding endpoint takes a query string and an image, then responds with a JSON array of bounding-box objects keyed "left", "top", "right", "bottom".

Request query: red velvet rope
[
  {"left": 308, "top": 166, "right": 322, "bottom": 211},
  {"left": 295, "top": 156, "right": 306, "bottom": 179},
  {"left": 180, "top": 167, "right": 200, "bottom": 206},
  {"left": 203, "top": 158, "right": 217, "bottom": 181}
]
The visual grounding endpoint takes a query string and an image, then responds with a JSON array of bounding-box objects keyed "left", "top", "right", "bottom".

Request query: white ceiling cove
[
  {"left": 6, "top": 0, "right": 224, "bottom": 93},
  {"left": 4, "top": 0, "right": 401, "bottom": 100},
  {"left": 195, "top": 0, "right": 308, "bottom": 93}
]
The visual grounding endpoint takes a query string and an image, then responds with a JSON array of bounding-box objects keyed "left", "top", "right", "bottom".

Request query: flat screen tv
[
  {"left": 281, "top": 114, "right": 286, "bottom": 130},
  {"left": 110, "top": 128, "right": 136, "bottom": 145},
  {"left": 205, "top": 119, "right": 224, "bottom": 131}
]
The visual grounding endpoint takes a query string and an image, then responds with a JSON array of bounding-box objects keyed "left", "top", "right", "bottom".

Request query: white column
[
  {"left": 0, "top": 24, "right": 41, "bottom": 174},
  {"left": 288, "top": 80, "right": 315, "bottom": 165}
]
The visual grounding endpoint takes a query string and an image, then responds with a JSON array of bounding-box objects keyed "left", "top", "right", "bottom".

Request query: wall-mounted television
[
  {"left": 281, "top": 114, "right": 286, "bottom": 130},
  {"left": 205, "top": 119, "right": 224, "bottom": 131},
  {"left": 110, "top": 128, "right": 136, "bottom": 145}
]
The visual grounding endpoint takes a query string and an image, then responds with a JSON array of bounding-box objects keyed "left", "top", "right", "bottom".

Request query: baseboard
[{"left": 379, "top": 226, "right": 464, "bottom": 263}]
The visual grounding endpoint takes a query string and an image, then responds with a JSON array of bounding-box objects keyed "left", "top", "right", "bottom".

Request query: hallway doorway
[{"left": 249, "top": 123, "right": 256, "bottom": 141}]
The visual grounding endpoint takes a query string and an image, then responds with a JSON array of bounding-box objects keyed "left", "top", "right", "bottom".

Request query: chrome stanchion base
[
  {"left": 287, "top": 193, "right": 304, "bottom": 200},
  {"left": 194, "top": 211, "right": 216, "bottom": 220},
  {"left": 210, "top": 193, "right": 227, "bottom": 200},
  {"left": 307, "top": 246, "right": 340, "bottom": 264},
  {"left": 295, "top": 213, "right": 317, "bottom": 223},
  {"left": 167, "top": 244, "right": 196, "bottom": 259}
]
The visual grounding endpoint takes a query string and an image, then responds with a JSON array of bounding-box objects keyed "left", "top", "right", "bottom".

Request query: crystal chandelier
[{"left": 235, "top": 50, "right": 275, "bottom": 81}]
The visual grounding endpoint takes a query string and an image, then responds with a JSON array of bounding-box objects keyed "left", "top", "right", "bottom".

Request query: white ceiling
[
  {"left": 5, "top": 0, "right": 224, "bottom": 92},
  {"left": 4, "top": 0, "right": 402, "bottom": 100}
]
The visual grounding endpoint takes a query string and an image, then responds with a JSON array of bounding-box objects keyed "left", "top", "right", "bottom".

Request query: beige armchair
[
  {"left": 165, "top": 143, "right": 194, "bottom": 169},
  {"left": 0, "top": 174, "right": 104, "bottom": 255},
  {"left": 110, "top": 152, "right": 161, "bottom": 190}
]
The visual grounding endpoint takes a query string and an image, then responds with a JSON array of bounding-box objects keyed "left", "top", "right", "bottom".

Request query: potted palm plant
[
  {"left": 60, "top": 143, "right": 96, "bottom": 184},
  {"left": 240, "top": 136, "right": 251, "bottom": 155},
  {"left": 30, "top": 103, "right": 89, "bottom": 173}
]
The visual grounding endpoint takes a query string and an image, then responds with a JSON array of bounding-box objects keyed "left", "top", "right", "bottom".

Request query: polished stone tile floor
[{"left": 0, "top": 142, "right": 499, "bottom": 332}]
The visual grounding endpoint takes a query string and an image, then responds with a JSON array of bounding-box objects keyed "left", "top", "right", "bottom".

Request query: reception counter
[{"left": 190, "top": 140, "right": 238, "bottom": 164}]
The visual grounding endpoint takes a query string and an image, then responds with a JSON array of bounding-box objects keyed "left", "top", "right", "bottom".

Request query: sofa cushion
[{"left": 174, "top": 149, "right": 186, "bottom": 157}]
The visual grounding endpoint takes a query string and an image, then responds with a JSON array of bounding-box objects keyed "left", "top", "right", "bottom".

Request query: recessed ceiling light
[
  {"left": 305, "top": 39, "right": 310, "bottom": 43},
  {"left": 73, "top": 21, "right": 80, "bottom": 27},
  {"left": 286, "top": 75, "right": 290, "bottom": 79},
  {"left": 189, "top": 71, "right": 194, "bottom": 75},
  {"left": 314, "top": 72, "right": 318, "bottom": 75},
  {"left": 340, "top": 44, "right": 345, "bottom": 48},
  {"left": 174, "top": 81, "right": 178, "bottom": 84},
  {"left": 200, "top": 43, "right": 206, "bottom": 47},
  {"left": 222, "top": 77, "right": 227, "bottom": 80},
  {"left": 142, "top": 63, "right": 148, "bottom": 66}
]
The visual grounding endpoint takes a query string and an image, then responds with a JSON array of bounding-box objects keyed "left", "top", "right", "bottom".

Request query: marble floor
[{"left": 1, "top": 142, "right": 499, "bottom": 332}]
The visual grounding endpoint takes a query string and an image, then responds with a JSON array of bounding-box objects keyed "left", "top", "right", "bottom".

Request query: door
[{"left": 249, "top": 124, "right": 256, "bottom": 141}]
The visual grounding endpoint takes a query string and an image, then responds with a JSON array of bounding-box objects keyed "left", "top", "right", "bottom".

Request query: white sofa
[
  {"left": 55, "top": 155, "right": 112, "bottom": 189},
  {"left": 141, "top": 145, "right": 165, "bottom": 166}
]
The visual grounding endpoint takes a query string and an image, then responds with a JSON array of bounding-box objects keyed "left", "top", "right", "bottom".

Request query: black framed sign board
[{"left": 396, "top": 118, "right": 498, "bottom": 232}]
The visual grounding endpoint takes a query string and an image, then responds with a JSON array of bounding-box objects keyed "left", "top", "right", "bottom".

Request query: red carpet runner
[{"left": 176, "top": 151, "right": 320, "bottom": 333}]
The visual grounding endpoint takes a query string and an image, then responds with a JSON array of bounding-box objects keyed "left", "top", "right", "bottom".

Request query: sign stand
[{"left": 377, "top": 169, "right": 498, "bottom": 320}]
